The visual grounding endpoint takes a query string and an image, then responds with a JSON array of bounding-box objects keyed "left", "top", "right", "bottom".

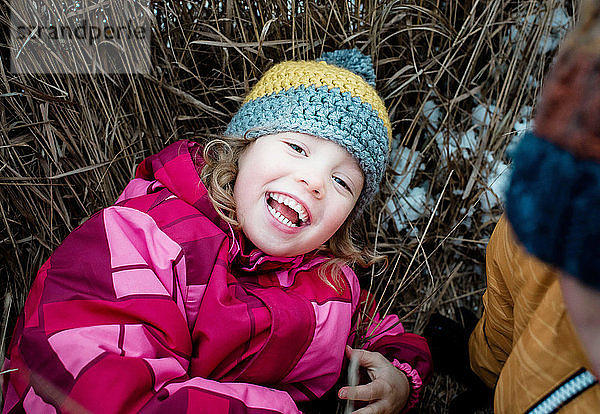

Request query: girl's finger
[
  {"left": 346, "top": 347, "right": 387, "bottom": 369},
  {"left": 339, "top": 380, "right": 385, "bottom": 402}
]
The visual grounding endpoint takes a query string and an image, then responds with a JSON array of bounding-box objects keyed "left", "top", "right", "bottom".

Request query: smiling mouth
[{"left": 266, "top": 192, "right": 310, "bottom": 228}]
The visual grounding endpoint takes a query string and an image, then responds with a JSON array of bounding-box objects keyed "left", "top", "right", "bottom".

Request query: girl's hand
[{"left": 338, "top": 346, "right": 410, "bottom": 414}]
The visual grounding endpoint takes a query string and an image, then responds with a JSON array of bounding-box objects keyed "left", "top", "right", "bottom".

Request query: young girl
[{"left": 2, "top": 49, "right": 432, "bottom": 413}]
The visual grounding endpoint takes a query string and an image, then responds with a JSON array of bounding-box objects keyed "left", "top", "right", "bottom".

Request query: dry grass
[{"left": 0, "top": 0, "right": 575, "bottom": 412}]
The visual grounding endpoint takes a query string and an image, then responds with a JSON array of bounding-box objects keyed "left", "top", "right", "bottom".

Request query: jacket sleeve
[
  {"left": 346, "top": 269, "right": 433, "bottom": 411},
  {"left": 2, "top": 206, "right": 300, "bottom": 414}
]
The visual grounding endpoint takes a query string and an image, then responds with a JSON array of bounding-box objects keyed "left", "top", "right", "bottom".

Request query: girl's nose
[{"left": 300, "top": 176, "right": 324, "bottom": 199}]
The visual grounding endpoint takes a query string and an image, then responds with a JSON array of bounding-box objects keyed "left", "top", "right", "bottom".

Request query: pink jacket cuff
[{"left": 392, "top": 359, "right": 423, "bottom": 412}]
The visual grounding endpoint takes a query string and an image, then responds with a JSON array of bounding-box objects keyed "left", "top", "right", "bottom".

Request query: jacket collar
[
  {"left": 135, "top": 140, "right": 229, "bottom": 233},
  {"left": 231, "top": 228, "right": 306, "bottom": 272}
]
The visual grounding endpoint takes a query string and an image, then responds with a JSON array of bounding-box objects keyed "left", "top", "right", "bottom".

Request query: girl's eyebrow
[{"left": 286, "top": 135, "right": 312, "bottom": 149}]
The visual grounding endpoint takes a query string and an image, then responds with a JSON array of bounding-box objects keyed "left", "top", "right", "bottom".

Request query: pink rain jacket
[{"left": 2, "top": 140, "right": 432, "bottom": 413}]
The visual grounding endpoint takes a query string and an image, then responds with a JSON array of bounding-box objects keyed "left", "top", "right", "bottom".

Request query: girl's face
[{"left": 233, "top": 132, "right": 364, "bottom": 257}]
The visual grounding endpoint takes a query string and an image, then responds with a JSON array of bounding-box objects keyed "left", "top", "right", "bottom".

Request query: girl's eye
[
  {"left": 287, "top": 142, "right": 306, "bottom": 155},
  {"left": 333, "top": 176, "right": 352, "bottom": 193}
]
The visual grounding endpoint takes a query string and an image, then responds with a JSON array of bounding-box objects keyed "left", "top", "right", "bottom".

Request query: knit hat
[
  {"left": 225, "top": 49, "right": 392, "bottom": 216},
  {"left": 505, "top": 11, "right": 600, "bottom": 290}
]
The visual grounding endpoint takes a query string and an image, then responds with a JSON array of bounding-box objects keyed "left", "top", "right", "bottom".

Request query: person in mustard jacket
[{"left": 469, "top": 2, "right": 600, "bottom": 412}]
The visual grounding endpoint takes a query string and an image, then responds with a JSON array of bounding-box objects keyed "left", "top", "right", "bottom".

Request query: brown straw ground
[{"left": 0, "top": 0, "right": 575, "bottom": 412}]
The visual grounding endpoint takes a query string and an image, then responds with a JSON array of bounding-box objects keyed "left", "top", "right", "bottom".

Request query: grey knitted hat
[{"left": 225, "top": 49, "right": 391, "bottom": 217}]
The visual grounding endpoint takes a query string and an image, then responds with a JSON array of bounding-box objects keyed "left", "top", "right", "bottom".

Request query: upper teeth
[{"left": 268, "top": 192, "right": 309, "bottom": 223}]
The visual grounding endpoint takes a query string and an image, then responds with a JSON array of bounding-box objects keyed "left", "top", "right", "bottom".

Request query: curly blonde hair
[{"left": 199, "top": 134, "right": 385, "bottom": 290}]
